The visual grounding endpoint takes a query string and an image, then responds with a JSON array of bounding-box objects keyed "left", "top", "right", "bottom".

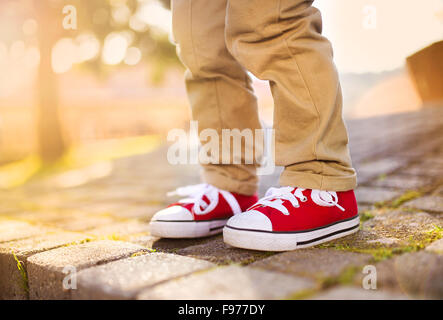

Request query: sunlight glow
[
  {"left": 52, "top": 38, "right": 78, "bottom": 73},
  {"left": 77, "top": 34, "right": 100, "bottom": 62},
  {"left": 102, "top": 32, "right": 129, "bottom": 65},
  {"left": 51, "top": 162, "right": 113, "bottom": 189},
  {"left": 136, "top": 0, "right": 172, "bottom": 34},
  {"left": 124, "top": 46, "right": 142, "bottom": 65},
  {"left": 129, "top": 15, "right": 149, "bottom": 32},
  {"left": 315, "top": 0, "right": 443, "bottom": 73},
  {"left": 112, "top": 4, "right": 131, "bottom": 25}
]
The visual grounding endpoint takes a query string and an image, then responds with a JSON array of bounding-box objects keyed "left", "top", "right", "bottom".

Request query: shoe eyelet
[{"left": 301, "top": 197, "right": 308, "bottom": 202}]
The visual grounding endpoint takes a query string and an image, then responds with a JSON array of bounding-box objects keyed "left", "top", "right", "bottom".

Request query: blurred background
[{"left": 0, "top": 0, "right": 442, "bottom": 188}]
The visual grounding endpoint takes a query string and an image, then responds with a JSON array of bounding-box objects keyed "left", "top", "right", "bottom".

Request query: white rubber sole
[
  {"left": 223, "top": 215, "right": 360, "bottom": 251},
  {"left": 149, "top": 218, "right": 229, "bottom": 238}
]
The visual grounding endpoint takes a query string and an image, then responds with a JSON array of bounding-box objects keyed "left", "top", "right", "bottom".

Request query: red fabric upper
[
  {"left": 169, "top": 192, "right": 258, "bottom": 221},
  {"left": 248, "top": 189, "right": 358, "bottom": 232}
]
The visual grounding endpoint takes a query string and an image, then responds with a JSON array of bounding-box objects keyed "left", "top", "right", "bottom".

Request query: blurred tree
[
  {"left": 28, "top": 0, "right": 179, "bottom": 163},
  {"left": 34, "top": 0, "right": 66, "bottom": 163}
]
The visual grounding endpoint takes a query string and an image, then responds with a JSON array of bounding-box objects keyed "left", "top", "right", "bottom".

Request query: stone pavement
[{"left": 0, "top": 107, "right": 442, "bottom": 300}]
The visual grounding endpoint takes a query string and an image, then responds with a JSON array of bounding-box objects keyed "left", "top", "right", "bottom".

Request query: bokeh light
[
  {"left": 52, "top": 38, "right": 78, "bottom": 74},
  {"left": 136, "top": 1, "right": 172, "bottom": 34},
  {"left": 124, "top": 46, "right": 142, "bottom": 65},
  {"left": 77, "top": 34, "right": 100, "bottom": 62},
  {"left": 102, "top": 32, "right": 129, "bottom": 65}
]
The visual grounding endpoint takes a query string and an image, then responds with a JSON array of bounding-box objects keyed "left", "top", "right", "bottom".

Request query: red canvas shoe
[
  {"left": 223, "top": 187, "right": 359, "bottom": 251},
  {"left": 149, "top": 184, "right": 258, "bottom": 238}
]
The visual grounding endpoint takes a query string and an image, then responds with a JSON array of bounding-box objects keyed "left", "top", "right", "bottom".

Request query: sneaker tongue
[{"left": 291, "top": 187, "right": 311, "bottom": 195}]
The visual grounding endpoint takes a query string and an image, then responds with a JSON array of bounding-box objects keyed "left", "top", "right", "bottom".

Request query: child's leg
[
  {"left": 222, "top": 0, "right": 359, "bottom": 251},
  {"left": 172, "top": 0, "right": 262, "bottom": 196},
  {"left": 149, "top": 0, "right": 262, "bottom": 239},
  {"left": 225, "top": 0, "right": 357, "bottom": 191}
]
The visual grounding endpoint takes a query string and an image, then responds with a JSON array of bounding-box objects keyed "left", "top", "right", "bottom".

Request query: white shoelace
[
  {"left": 253, "top": 186, "right": 345, "bottom": 215},
  {"left": 167, "top": 184, "right": 241, "bottom": 215}
]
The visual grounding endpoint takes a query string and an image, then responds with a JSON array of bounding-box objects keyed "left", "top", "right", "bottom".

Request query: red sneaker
[
  {"left": 149, "top": 184, "right": 258, "bottom": 238},
  {"left": 223, "top": 187, "right": 359, "bottom": 251}
]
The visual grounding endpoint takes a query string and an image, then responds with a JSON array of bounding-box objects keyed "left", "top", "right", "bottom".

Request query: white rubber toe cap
[
  {"left": 151, "top": 205, "right": 193, "bottom": 221},
  {"left": 226, "top": 210, "right": 272, "bottom": 231}
]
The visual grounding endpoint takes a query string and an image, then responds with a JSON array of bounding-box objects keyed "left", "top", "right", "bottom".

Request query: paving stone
[
  {"left": 317, "top": 228, "right": 381, "bottom": 249},
  {"left": 0, "top": 232, "right": 89, "bottom": 299},
  {"left": 2, "top": 107, "right": 442, "bottom": 300},
  {"left": 352, "top": 258, "right": 404, "bottom": 292},
  {"left": 42, "top": 189, "right": 96, "bottom": 204},
  {"left": 0, "top": 203, "right": 20, "bottom": 214},
  {"left": 358, "top": 204, "right": 374, "bottom": 214},
  {"left": 352, "top": 246, "right": 442, "bottom": 294},
  {"left": 0, "top": 220, "right": 51, "bottom": 243},
  {"left": 109, "top": 204, "right": 162, "bottom": 220},
  {"left": 76, "top": 201, "right": 145, "bottom": 215},
  {"left": 318, "top": 210, "right": 442, "bottom": 255},
  {"left": 27, "top": 240, "right": 146, "bottom": 300},
  {"left": 419, "top": 157, "right": 443, "bottom": 169},
  {"left": 91, "top": 186, "right": 165, "bottom": 203},
  {"left": 404, "top": 195, "right": 443, "bottom": 213},
  {"left": 50, "top": 214, "right": 118, "bottom": 231},
  {"left": 434, "top": 185, "right": 443, "bottom": 196},
  {"left": 366, "top": 237, "right": 401, "bottom": 245},
  {"left": 355, "top": 187, "right": 402, "bottom": 205},
  {"left": 362, "top": 210, "right": 442, "bottom": 242},
  {"left": 177, "top": 237, "right": 274, "bottom": 265},
  {"left": 6, "top": 210, "right": 75, "bottom": 223},
  {"left": 356, "top": 158, "right": 406, "bottom": 184},
  {"left": 369, "top": 175, "right": 433, "bottom": 190},
  {"left": 16, "top": 195, "right": 67, "bottom": 210},
  {"left": 394, "top": 251, "right": 443, "bottom": 299},
  {"left": 250, "top": 248, "right": 372, "bottom": 280},
  {"left": 426, "top": 238, "right": 443, "bottom": 254},
  {"left": 128, "top": 234, "right": 215, "bottom": 252},
  {"left": 405, "top": 164, "right": 443, "bottom": 178},
  {"left": 86, "top": 220, "right": 150, "bottom": 238},
  {"left": 312, "top": 286, "right": 409, "bottom": 300},
  {"left": 12, "top": 211, "right": 118, "bottom": 231},
  {"left": 137, "top": 266, "right": 316, "bottom": 300},
  {"left": 73, "top": 253, "right": 215, "bottom": 299}
]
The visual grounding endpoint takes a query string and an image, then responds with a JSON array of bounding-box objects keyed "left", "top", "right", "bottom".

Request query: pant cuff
[
  {"left": 279, "top": 170, "right": 357, "bottom": 192},
  {"left": 202, "top": 169, "right": 258, "bottom": 196}
]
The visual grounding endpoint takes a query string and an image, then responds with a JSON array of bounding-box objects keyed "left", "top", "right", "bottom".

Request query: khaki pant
[{"left": 172, "top": 0, "right": 357, "bottom": 195}]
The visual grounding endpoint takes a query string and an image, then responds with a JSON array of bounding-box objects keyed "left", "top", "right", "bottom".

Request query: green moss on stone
[
  {"left": 320, "top": 265, "right": 360, "bottom": 288},
  {"left": 359, "top": 211, "right": 375, "bottom": 222},
  {"left": 318, "top": 224, "right": 442, "bottom": 262},
  {"left": 287, "top": 288, "right": 319, "bottom": 300},
  {"left": 12, "top": 251, "right": 29, "bottom": 294},
  {"left": 390, "top": 191, "right": 422, "bottom": 208}
]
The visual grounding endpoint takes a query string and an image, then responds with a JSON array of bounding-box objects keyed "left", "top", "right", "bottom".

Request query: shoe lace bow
[
  {"left": 254, "top": 187, "right": 345, "bottom": 215},
  {"left": 167, "top": 184, "right": 219, "bottom": 215}
]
